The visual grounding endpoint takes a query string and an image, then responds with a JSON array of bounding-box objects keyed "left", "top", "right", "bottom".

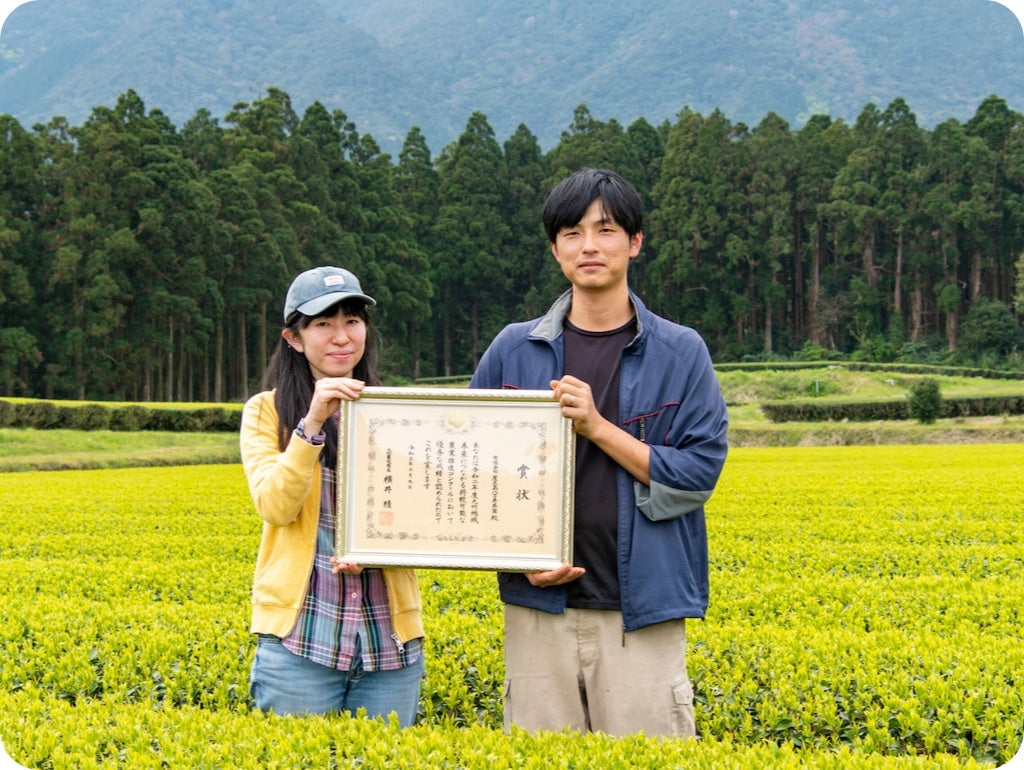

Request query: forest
[{"left": 1, "top": 87, "right": 1023, "bottom": 403}]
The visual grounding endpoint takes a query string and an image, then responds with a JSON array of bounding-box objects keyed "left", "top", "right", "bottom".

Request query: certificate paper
[{"left": 336, "top": 387, "right": 575, "bottom": 571}]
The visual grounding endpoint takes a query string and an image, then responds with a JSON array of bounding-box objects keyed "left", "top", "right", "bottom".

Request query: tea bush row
[
  {"left": 714, "top": 361, "right": 1024, "bottom": 381},
  {"left": 0, "top": 399, "right": 241, "bottom": 432},
  {"left": 2, "top": 698, "right": 986, "bottom": 770},
  {"left": 760, "top": 394, "right": 1024, "bottom": 422},
  {"left": 0, "top": 448, "right": 1021, "bottom": 768}
]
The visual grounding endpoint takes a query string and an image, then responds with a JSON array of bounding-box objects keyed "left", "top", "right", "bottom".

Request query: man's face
[{"left": 550, "top": 199, "right": 642, "bottom": 293}]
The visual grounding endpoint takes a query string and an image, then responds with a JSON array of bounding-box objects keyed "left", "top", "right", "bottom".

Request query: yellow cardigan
[{"left": 239, "top": 390, "right": 424, "bottom": 642}]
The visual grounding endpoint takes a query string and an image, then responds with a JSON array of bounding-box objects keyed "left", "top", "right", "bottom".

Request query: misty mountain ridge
[{"left": 1, "top": 0, "right": 1023, "bottom": 155}]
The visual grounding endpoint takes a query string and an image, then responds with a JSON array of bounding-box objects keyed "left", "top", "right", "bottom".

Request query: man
[{"left": 470, "top": 168, "right": 728, "bottom": 737}]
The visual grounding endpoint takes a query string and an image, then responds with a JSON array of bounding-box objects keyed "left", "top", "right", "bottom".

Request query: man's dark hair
[{"left": 542, "top": 168, "right": 644, "bottom": 243}]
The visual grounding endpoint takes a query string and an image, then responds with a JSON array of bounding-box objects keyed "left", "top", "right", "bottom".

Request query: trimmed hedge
[
  {"left": 761, "top": 394, "right": 1024, "bottom": 423},
  {"left": 14, "top": 401, "right": 62, "bottom": 429},
  {"left": 0, "top": 399, "right": 15, "bottom": 427},
  {"left": 6, "top": 367, "right": 1024, "bottom": 432},
  {"left": 715, "top": 361, "right": 1024, "bottom": 380},
  {"left": 0, "top": 400, "right": 242, "bottom": 432},
  {"left": 109, "top": 404, "right": 152, "bottom": 431}
]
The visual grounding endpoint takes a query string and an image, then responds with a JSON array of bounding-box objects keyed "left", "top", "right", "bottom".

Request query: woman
[{"left": 240, "top": 265, "right": 425, "bottom": 723}]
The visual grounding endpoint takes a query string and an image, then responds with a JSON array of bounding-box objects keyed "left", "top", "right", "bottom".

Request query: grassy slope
[
  {"left": 0, "top": 429, "right": 240, "bottom": 472},
  {"left": 719, "top": 367, "right": 1024, "bottom": 446},
  {"left": 1, "top": 369, "right": 1022, "bottom": 471}
]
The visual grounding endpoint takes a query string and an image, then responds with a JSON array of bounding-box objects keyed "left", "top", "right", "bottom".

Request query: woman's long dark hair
[{"left": 263, "top": 298, "right": 381, "bottom": 470}]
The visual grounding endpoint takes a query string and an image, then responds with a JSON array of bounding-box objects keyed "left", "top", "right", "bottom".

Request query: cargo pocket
[
  {"left": 671, "top": 675, "right": 697, "bottom": 738},
  {"left": 502, "top": 677, "right": 513, "bottom": 731}
]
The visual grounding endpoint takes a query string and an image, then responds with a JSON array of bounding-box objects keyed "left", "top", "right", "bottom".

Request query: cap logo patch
[{"left": 324, "top": 275, "right": 346, "bottom": 286}]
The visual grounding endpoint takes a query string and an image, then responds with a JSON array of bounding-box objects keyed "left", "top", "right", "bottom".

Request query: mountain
[{"left": 1, "top": 0, "right": 1023, "bottom": 155}]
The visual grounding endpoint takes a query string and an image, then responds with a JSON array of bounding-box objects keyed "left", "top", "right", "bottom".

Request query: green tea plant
[
  {"left": 0, "top": 448, "right": 1021, "bottom": 768},
  {"left": 907, "top": 378, "right": 943, "bottom": 423}
]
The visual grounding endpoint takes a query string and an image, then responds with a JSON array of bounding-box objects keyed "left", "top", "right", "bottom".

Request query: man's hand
[
  {"left": 551, "top": 376, "right": 601, "bottom": 438},
  {"left": 550, "top": 375, "right": 651, "bottom": 486},
  {"left": 526, "top": 564, "right": 585, "bottom": 587}
]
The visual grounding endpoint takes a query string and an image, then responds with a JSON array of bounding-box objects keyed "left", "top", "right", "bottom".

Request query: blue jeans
[{"left": 249, "top": 634, "right": 424, "bottom": 725}]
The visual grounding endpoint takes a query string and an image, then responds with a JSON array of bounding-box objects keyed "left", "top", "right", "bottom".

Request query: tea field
[{"left": 0, "top": 445, "right": 1021, "bottom": 768}]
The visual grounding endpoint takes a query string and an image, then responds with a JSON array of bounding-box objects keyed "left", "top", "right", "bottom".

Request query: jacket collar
[{"left": 530, "top": 288, "right": 648, "bottom": 349}]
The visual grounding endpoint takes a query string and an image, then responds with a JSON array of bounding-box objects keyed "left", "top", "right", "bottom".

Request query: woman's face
[{"left": 284, "top": 307, "right": 367, "bottom": 380}]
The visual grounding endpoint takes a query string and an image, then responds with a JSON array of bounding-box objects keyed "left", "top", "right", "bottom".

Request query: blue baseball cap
[{"left": 283, "top": 266, "right": 376, "bottom": 322}]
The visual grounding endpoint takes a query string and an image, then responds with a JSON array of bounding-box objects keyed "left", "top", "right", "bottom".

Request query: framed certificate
[{"left": 335, "top": 387, "right": 575, "bottom": 571}]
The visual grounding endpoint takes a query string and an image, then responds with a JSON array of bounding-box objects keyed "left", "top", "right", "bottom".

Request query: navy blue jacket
[{"left": 469, "top": 290, "right": 729, "bottom": 631}]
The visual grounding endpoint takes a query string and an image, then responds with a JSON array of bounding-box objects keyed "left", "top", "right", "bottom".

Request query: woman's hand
[
  {"left": 330, "top": 556, "right": 363, "bottom": 576},
  {"left": 303, "top": 377, "right": 365, "bottom": 434}
]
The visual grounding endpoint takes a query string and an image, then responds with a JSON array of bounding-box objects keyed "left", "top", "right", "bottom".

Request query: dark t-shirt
[{"left": 563, "top": 317, "right": 636, "bottom": 610}]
